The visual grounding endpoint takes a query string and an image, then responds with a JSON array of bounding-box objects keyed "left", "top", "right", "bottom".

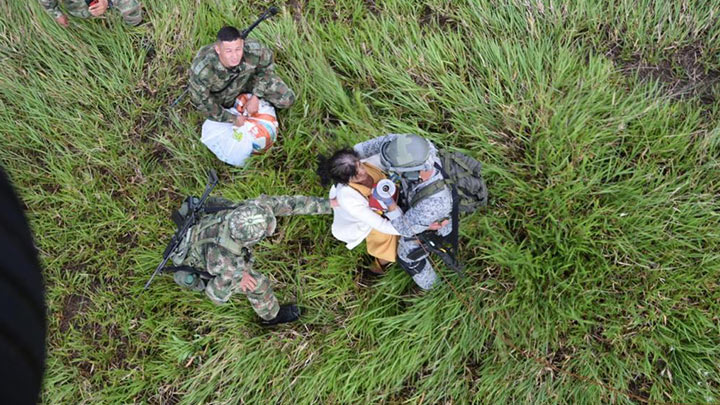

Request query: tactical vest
[
  {"left": 190, "top": 213, "right": 249, "bottom": 255},
  {"left": 171, "top": 203, "right": 274, "bottom": 267},
  {"left": 405, "top": 150, "right": 489, "bottom": 276}
]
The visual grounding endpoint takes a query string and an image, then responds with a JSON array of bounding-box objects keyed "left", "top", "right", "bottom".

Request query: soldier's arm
[
  {"left": 202, "top": 245, "right": 250, "bottom": 305},
  {"left": 353, "top": 134, "right": 403, "bottom": 159},
  {"left": 204, "top": 267, "right": 236, "bottom": 305},
  {"left": 253, "top": 195, "right": 332, "bottom": 217},
  {"left": 336, "top": 186, "right": 400, "bottom": 235},
  {"left": 247, "top": 45, "right": 276, "bottom": 100},
  {"left": 188, "top": 67, "right": 236, "bottom": 123},
  {"left": 38, "top": 0, "right": 64, "bottom": 19},
  {"left": 387, "top": 193, "right": 452, "bottom": 237}
]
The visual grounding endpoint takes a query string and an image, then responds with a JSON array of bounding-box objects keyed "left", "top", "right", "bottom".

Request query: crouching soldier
[
  {"left": 167, "top": 194, "right": 330, "bottom": 325},
  {"left": 38, "top": 0, "right": 143, "bottom": 27}
]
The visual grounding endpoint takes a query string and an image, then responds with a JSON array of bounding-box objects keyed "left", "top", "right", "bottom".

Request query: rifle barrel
[
  {"left": 144, "top": 169, "right": 220, "bottom": 291},
  {"left": 144, "top": 255, "right": 171, "bottom": 290},
  {"left": 241, "top": 6, "right": 279, "bottom": 38}
]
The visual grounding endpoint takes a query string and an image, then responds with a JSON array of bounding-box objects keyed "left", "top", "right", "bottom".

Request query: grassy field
[{"left": 1, "top": 0, "right": 719, "bottom": 403}]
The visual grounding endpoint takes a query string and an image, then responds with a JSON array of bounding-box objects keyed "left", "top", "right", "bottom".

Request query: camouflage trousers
[
  {"left": 397, "top": 236, "right": 438, "bottom": 290},
  {"left": 40, "top": 0, "right": 143, "bottom": 26},
  {"left": 173, "top": 247, "right": 280, "bottom": 320}
]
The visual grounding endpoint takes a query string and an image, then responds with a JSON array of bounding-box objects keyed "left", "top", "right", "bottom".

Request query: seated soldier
[
  {"left": 353, "top": 134, "right": 453, "bottom": 290},
  {"left": 189, "top": 26, "right": 295, "bottom": 166},
  {"left": 38, "top": 0, "right": 143, "bottom": 27},
  {"left": 168, "top": 195, "right": 330, "bottom": 326}
]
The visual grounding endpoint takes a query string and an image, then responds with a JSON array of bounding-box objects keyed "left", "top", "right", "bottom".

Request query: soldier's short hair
[{"left": 217, "top": 26, "right": 242, "bottom": 43}]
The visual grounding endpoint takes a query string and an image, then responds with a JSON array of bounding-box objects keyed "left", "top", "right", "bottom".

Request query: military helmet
[
  {"left": 380, "top": 134, "right": 431, "bottom": 181},
  {"left": 227, "top": 203, "right": 276, "bottom": 247}
]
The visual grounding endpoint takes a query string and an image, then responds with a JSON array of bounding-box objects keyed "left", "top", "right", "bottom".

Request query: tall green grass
[{"left": 1, "top": 0, "right": 718, "bottom": 403}]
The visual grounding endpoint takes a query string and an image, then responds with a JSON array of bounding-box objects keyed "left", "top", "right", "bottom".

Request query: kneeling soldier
[{"left": 168, "top": 195, "right": 330, "bottom": 325}]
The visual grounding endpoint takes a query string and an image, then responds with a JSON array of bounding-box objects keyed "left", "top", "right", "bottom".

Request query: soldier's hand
[
  {"left": 234, "top": 115, "right": 247, "bottom": 127},
  {"left": 427, "top": 219, "right": 449, "bottom": 231},
  {"left": 239, "top": 271, "right": 257, "bottom": 292},
  {"left": 56, "top": 14, "right": 70, "bottom": 27},
  {"left": 245, "top": 95, "right": 260, "bottom": 116},
  {"left": 88, "top": 0, "right": 109, "bottom": 16}
]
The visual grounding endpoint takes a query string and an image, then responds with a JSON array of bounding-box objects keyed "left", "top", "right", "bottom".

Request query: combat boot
[{"left": 260, "top": 304, "right": 301, "bottom": 326}]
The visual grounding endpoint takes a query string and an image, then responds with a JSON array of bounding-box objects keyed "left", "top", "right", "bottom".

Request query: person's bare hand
[
  {"left": 56, "top": 14, "right": 69, "bottom": 27},
  {"left": 428, "top": 219, "right": 449, "bottom": 231},
  {"left": 238, "top": 271, "right": 257, "bottom": 292},
  {"left": 330, "top": 198, "right": 339, "bottom": 208},
  {"left": 245, "top": 95, "right": 260, "bottom": 115},
  {"left": 88, "top": 0, "right": 109, "bottom": 17},
  {"left": 234, "top": 114, "right": 247, "bottom": 127}
]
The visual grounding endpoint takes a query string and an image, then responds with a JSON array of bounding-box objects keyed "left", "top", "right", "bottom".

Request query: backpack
[
  {"left": 406, "top": 149, "right": 489, "bottom": 276},
  {"left": 410, "top": 149, "right": 489, "bottom": 212}
]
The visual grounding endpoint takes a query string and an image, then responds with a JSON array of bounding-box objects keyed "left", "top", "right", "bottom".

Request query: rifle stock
[{"left": 417, "top": 232, "right": 465, "bottom": 278}]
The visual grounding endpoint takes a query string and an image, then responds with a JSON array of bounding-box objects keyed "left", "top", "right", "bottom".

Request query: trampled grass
[{"left": 1, "top": 0, "right": 719, "bottom": 403}]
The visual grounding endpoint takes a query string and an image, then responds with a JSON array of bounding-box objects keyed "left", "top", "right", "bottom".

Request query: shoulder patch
[
  {"left": 244, "top": 38, "right": 264, "bottom": 51},
  {"left": 191, "top": 45, "right": 217, "bottom": 76},
  {"left": 243, "top": 39, "right": 268, "bottom": 59},
  {"left": 191, "top": 60, "right": 211, "bottom": 76}
]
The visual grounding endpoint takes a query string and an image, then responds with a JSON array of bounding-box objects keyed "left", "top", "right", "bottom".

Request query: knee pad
[
  {"left": 404, "top": 243, "right": 428, "bottom": 261},
  {"left": 397, "top": 253, "right": 429, "bottom": 277},
  {"left": 412, "top": 267, "right": 438, "bottom": 290}
]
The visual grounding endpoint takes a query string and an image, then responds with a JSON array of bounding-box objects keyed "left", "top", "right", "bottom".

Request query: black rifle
[
  {"left": 417, "top": 231, "right": 465, "bottom": 278},
  {"left": 241, "top": 6, "right": 279, "bottom": 39},
  {"left": 144, "top": 170, "right": 219, "bottom": 290}
]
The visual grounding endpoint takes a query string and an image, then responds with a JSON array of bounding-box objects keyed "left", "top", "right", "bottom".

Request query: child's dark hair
[{"left": 316, "top": 148, "right": 360, "bottom": 186}]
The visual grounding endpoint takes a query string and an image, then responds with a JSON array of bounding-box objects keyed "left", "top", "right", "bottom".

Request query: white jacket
[{"left": 329, "top": 156, "right": 400, "bottom": 249}]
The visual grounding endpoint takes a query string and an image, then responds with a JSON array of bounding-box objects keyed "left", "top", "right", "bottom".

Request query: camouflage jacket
[
  {"left": 38, "top": 0, "right": 90, "bottom": 19},
  {"left": 170, "top": 195, "right": 330, "bottom": 303},
  {"left": 38, "top": 0, "right": 142, "bottom": 25},
  {"left": 189, "top": 40, "right": 278, "bottom": 123}
]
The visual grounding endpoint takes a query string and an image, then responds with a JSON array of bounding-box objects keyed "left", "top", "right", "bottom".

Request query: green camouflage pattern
[
  {"left": 171, "top": 195, "right": 330, "bottom": 320},
  {"left": 38, "top": 0, "right": 143, "bottom": 25},
  {"left": 189, "top": 40, "right": 296, "bottom": 123},
  {"left": 172, "top": 254, "right": 278, "bottom": 319}
]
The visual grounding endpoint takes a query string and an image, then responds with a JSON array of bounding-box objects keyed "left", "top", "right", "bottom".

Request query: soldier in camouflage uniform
[
  {"left": 38, "top": 0, "right": 142, "bottom": 27},
  {"left": 169, "top": 195, "right": 330, "bottom": 325},
  {"left": 189, "top": 26, "right": 295, "bottom": 126}
]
